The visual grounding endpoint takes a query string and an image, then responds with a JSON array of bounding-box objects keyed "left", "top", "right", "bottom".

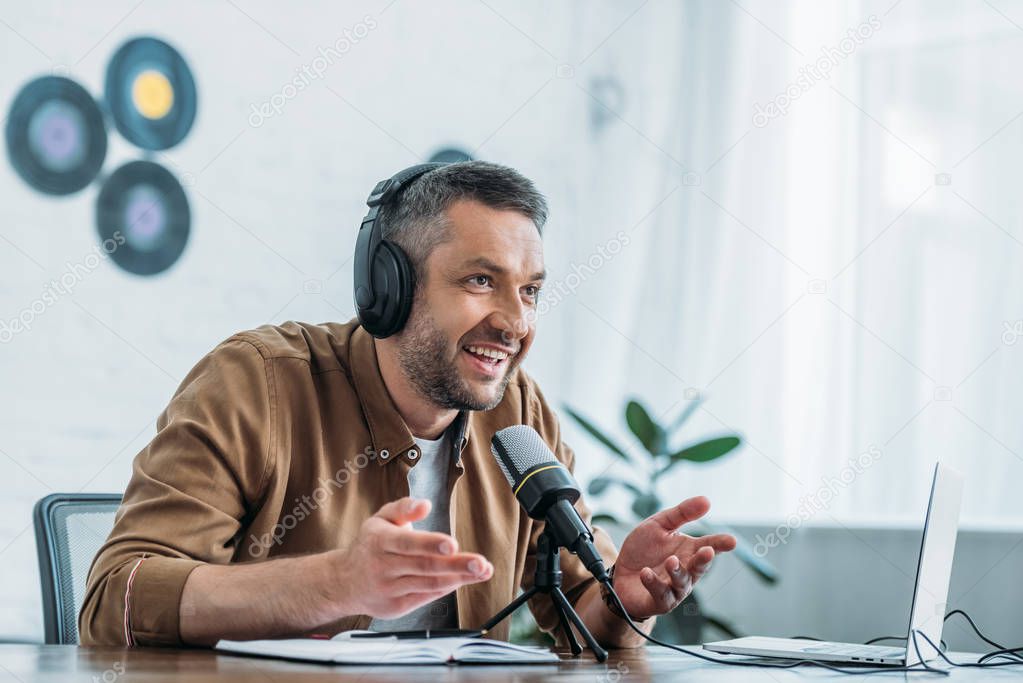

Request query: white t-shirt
[{"left": 368, "top": 427, "right": 458, "bottom": 632}]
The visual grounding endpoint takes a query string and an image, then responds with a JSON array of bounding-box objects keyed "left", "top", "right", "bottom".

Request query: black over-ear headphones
[{"left": 353, "top": 162, "right": 449, "bottom": 338}]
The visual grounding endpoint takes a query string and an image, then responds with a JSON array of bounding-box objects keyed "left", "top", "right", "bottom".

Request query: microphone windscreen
[{"left": 491, "top": 425, "right": 558, "bottom": 487}]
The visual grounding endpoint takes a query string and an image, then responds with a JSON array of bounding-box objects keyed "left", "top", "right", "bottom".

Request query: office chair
[{"left": 33, "top": 493, "right": 122, "bottom": 644}]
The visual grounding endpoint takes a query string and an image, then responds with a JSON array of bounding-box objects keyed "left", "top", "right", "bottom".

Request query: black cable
[
  {"left": 863, "top": 634, "right": 947, "bottom": 650},
  {"left": 864, "top": 635, "right": 907, "bottom": 645},
  {"left": 791, "top": 633, "right": 947, "bottom": 650},
  {"left": 792, "top": 607, "right": 1021, "bottom": 658},
  {"left": 601, "top": 580, "right": 1023, "bottom": 674},
  {"left": 906, "top": 630, "right": 956, "bottom": 675},
  {"left": 979, "top": 648, "right": 1023, "bottom": 665},
  {"left": 600, "top": 580, "right": 948, "bottom": 676},
  {"left": 911, "top": 629, "right": 1023, "bottom": 670},
  {"left": 942, "top": 609, "right": 1021, "bottom": 660}
]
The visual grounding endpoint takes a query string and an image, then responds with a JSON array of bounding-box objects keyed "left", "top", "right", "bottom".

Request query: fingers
[
  {"left": 375, "top": 497, "right": 432, "bottom": 526},
  {"left": 394, "top": 567, "right": 493, "bottom": 596},
  {"left": 639, "top": 566, "right": 676, "bottom": 606},
  {"left": 380, "top": 526, "right": 460, "bottom": 557},
  {"left": 649, "top": 495, "right": 711, "bottom": 531},
  {"left": 686, "top": 546, "right": 716, "bottom": 581},
  {"left": 391, "top": 553, "right": 495, "bottom": 596},
  {"left": 376, "top": 521, "right": 493, "bottom": 579},
  {"left": 362, "top": 498, "right": 496, "bottom": 622},
  {"left": 391, "top": 551, "right": 493, "bottom": 578},
  {"left": 639, "top": 552, "right": 711, "bottom": 611},
  {"left": 699, "top": 533, "right": 737, "bottom": 553},
  {"left": 665, "top": 555, "right": 693, "bottom": 598}
]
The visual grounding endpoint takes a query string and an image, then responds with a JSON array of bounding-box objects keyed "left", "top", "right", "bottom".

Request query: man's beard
[{"left": 395, "top": 307, "right": 518, "bottom": 412}]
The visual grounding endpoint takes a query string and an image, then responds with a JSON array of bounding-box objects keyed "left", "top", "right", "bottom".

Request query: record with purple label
[
  {"left": 5, "top": 76, "right": 108, "bottom": 195},
  {"left": 96, "top": 160, "right": 190, "bottom": 276},
  {"left": 105, "top": 37, "right": 197, "bottom": 151}
]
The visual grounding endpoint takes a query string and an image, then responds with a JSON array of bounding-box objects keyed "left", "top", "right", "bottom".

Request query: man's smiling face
[{"left": 393, "top": 198, "right": 545, "bottom": 411}]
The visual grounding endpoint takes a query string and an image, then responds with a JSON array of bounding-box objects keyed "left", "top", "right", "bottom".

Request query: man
[{"left": 79, "top": 161, "right": 736, "bottom": 648}]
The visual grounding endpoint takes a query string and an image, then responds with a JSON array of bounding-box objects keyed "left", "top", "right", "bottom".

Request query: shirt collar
[
  {"left": 452, "top": 409, "right": 471, "bottom": 455},
  {"left": 349, "top": 325, "right": 415, "bottom": 467},
  {"left": 349, "top": 324, "right": 471, "bottom": 467}
]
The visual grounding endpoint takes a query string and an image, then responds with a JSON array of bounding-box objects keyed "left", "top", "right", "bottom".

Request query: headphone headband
[{"left": 354, "top": 162, "right": 449, "bottom": 338}]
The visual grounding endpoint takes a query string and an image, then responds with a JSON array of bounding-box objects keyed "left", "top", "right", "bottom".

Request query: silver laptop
[{"left": 704, "top": 462, "right": 963, "bottom": 666}]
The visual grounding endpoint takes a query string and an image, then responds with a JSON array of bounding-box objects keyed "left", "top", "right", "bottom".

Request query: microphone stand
[{"left": 480, "top": 527, "right": 608, "bottom": 662}]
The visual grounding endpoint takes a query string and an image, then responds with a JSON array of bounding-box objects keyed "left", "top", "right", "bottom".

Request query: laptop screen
[{"left": 903, "top": 462, "right": 964, "bottom": 666}]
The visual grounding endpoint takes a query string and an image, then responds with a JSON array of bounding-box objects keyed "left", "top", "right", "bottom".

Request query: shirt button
[
  {"left": 380, "top": 449, "right": 390, "bottom": 460},
  {"left": 408, "top": 449, "right": 419, "bottom": 459}
]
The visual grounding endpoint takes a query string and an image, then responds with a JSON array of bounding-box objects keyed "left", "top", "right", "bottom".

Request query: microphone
[{"left": 491, "top": 425, "right": 610, "bottom": 583}]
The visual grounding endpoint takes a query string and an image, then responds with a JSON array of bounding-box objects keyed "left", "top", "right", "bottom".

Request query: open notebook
[{"left": 215, "top": 631, "right": 559, "bottom": 665}]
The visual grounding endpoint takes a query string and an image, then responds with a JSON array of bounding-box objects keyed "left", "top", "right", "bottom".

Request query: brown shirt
[{"left": 79, "top": 319, "right": 620, "bottom": 647}]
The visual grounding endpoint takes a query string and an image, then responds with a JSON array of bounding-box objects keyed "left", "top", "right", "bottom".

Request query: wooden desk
[{"left": 0, "top": 644, "right": 1002, "bottom": 681}]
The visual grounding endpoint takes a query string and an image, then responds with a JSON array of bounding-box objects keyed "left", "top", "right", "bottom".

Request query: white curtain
[{"left": 539, "top": 0, "right": 1023, "bottom": 529}]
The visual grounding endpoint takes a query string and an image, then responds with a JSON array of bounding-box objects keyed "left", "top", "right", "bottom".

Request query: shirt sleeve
[
  {"left": 518, "top": 378, "right": 621, "bottom": 644},
  {"left": 78, "top": 338, "right": 274, "bottom": 647}
]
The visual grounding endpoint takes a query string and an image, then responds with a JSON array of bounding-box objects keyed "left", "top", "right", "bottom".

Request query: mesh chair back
[{"left": 34, "top": 493, "right": 122, "bottom": 644}]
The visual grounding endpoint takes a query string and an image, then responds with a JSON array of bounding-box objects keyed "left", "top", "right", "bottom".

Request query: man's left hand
[{"left": 611, "top": 496, "right": 736, "bottom": 620}]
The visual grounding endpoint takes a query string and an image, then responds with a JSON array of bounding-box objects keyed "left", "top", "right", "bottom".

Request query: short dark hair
[{"left": 379, "top": 160, "right": 548, "bottom": 280}]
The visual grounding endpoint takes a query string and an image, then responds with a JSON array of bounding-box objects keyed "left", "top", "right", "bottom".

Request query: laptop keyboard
[{"left": 799, "top": 643, "right": 904, "bottom": 659}]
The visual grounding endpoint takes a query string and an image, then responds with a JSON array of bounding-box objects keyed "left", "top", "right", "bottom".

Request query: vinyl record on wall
[
  {"left": 96, "top": 160, "right": 190, "bottom": 276},
  {"left": 5, "top": 76, "right": 108, "bottom": 195},
  {"left": 428, "top": 147, "right": 473, "bottom": 163},
  {"left": 104, "top": 37, "right": 197, "bottom": 150}
]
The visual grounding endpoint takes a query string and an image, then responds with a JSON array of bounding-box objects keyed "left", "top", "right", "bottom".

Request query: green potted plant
[{"left": 564, "top": 397, "right": 778, "bottom": 643}]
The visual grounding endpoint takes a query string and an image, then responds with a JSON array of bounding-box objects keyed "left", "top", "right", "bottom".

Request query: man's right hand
[
  {"left": 329, "top": 497, "right": 494, "bottom": 620},
  {"left": 180, "top": 496, "right": 493, "bottom": 645}
]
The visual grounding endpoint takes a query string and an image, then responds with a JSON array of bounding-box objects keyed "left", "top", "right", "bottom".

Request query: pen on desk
[{"left": 349, "top": 629, "right": 486, "bottom": 639}]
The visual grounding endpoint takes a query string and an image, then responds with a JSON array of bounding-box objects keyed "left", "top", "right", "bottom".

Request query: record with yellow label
[
  {"left": 96, "top": 160, "right": 190, "bottom": 276},
  {"left": 105, "top": 37, "right": 197, "bottom": 151},
  {"left": 5, "top": 76, "right": 107, "bottom": 195}
]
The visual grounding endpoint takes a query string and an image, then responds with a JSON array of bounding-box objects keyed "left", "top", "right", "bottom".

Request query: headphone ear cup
[{"left": 369, "top": 240, "right": 415, "bottom": 338}]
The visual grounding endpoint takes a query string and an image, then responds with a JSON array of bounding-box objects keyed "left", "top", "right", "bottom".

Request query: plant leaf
[
  {"left": 702, "top": 613, "right": 742, "bottom": 639},
  {"left": 625, "top": 399, "right": 666, "bottom": 454},
  {"left": 631, "top": 492, "right": 660, "bottom": 519},
  {"left": 668, "top": 436, "right": 741, "bottom": 463},
  {"left": 588, "top": 476, "right": 642, "bottom": 497},
  {"left": 591, "top": 513, "right": 621, "bottom": 527},
  {"left": 562, "top": 405, "right": 631, "bottom": 462}
]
